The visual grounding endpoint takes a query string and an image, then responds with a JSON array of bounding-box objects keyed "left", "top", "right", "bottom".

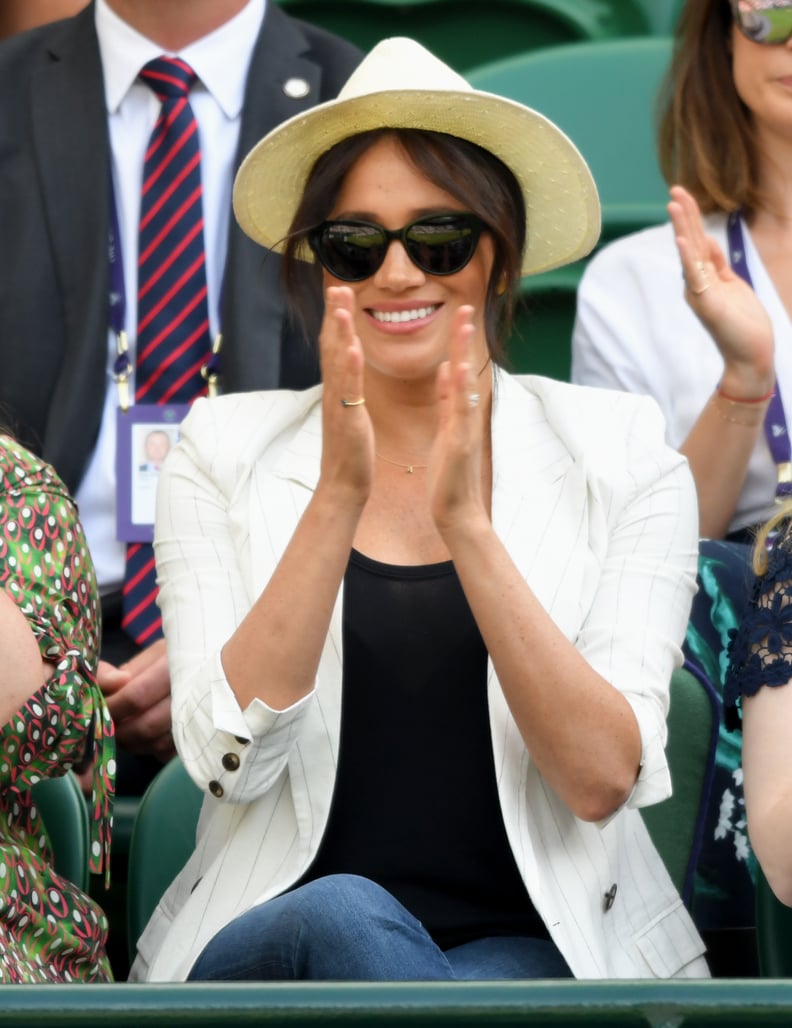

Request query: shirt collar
[{"left": 95, "top": 0, "right": 265, "bottom": 118}]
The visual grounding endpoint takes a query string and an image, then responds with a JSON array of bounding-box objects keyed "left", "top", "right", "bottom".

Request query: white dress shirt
[
  {"left": 572, "top": 214, "right": 792, "bottom": 536},
  {"left": 75, "top": 0, "right": 265, "bottom": 593}
]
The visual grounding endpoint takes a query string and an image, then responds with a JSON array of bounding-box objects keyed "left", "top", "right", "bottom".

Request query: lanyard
[
  {"left": 108, "top": 176, "right": 223, "bottom": 410},
  {"left": 725, "top": 211, "right": 792, "bottom": 501}
]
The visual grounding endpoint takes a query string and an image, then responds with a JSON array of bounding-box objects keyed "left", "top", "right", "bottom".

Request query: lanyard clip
[
  {"left": 200, "top": 332, "right": 223, "bottom": 399},
  {"left": 113, "top": 330, "right": 132, "bottom": 412},
  {"left": 775, "top": 462, "right": 792, "bottom": 505}
]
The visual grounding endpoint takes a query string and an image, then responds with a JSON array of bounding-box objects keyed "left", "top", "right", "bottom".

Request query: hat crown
[
  {"left": 233, "top": 35, "right": 600, "bottom": 276},
  {"left": 337, "top": 37, "right": 472, "bottom": 101}
]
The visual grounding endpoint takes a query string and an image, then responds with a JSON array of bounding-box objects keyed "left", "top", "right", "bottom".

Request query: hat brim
[{"left": 233, "top": 88, "right": 601, "bottom": 277}]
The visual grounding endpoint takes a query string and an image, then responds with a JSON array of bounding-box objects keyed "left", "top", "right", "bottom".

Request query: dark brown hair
[
  {"left": 657, "top": 0, "right": 764, "bottom": 214},
  {"left": 281, "top": 128, "right": 526, "bottom": 366}
]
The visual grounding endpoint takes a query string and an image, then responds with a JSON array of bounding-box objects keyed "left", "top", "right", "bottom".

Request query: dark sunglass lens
[
  {"left": 319, "top": 223, "right": 387, "bottom": 280},
  {"left": 406, "top": 218, "right": 478, "bottom": 275}
]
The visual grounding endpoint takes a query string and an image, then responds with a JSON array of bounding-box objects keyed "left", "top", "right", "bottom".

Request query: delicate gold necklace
[
  {"left": 376, "top": 451, "right": 428, "bottom": 474},
  {"left": 375, "top": 363, "right": 490, "bottom": 475}
]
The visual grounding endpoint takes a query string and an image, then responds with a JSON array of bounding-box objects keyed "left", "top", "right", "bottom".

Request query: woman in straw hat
[{"left": 131, "top": 38, "right": 708, "bottom": 982}]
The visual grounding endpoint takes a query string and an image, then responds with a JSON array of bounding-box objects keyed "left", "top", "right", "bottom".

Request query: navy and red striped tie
[{"left": 122, "top": 56, "right": 211, "bottom": 646}]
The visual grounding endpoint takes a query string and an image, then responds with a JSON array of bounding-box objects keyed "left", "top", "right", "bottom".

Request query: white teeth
[{"left": 371, "top": 306, "right": 437, "bottom": 323}]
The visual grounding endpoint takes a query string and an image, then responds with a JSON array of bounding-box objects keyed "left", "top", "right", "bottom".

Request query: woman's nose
[{"left": 372, "top": 239, "right": 426, "bottom": 289}]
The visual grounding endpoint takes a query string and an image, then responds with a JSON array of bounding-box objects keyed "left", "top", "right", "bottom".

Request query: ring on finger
[
  {"left": 468, "top": 392, "right": 480, "bottom": 408},
  {"left": 688, "top": 259, "right": 711, "bottom": 295},
  {"left": 340, "top": 397, "right": 366, "bottom": 408}
]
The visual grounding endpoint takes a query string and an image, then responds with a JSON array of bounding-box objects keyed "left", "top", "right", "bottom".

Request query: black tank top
[{"left": 297, "top": 548, "right": 546, "bottom": 950}]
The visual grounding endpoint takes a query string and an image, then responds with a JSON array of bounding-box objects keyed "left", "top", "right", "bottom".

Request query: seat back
[
  {"left": 756, "top": 865, "right": 792, "bottom": 976},
  {"left": 506, "top": 262, "right": 584, "bottom": 378},
  {"left": 31, "top": 772, "right": 90, "bottom": 892},
  {"left": 634, "top": 0, "right": 684, "bottom": 35},
  {"left": 640, "top": 662, "right": 720, "bottom": 907},
  {"left": 126, "top": 757, "right": 203, "bottom": 963},
  {"left": 277, "top": 0, "right": 651, "bottom": 71},
  {"left": 467, "top": 36, "right": 673, "bottom": 244}
]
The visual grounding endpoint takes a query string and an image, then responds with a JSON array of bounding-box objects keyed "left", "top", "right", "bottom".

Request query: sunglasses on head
[
  {"left": 731, "top": 0, "right": 792, "bottom": 44},
  {"left": 307, "top": 212, "right": 484, "bottom": 282}
]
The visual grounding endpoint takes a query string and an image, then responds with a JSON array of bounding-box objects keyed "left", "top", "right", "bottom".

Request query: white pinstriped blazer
[{"left": 131, "top": 370, "right": 709, "bottom": 982}]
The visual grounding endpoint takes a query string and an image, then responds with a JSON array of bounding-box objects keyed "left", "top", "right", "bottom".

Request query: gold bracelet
[{"left": 710, "top": 390, "right": 769, "bottom": 428}]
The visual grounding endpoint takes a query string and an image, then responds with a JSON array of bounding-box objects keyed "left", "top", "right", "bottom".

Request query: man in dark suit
[{"left": 0, "top": 0, "right": 362, "bottom": 791}]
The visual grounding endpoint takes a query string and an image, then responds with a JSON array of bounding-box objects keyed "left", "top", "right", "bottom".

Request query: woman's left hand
[{"left": 429, "top": 305, "right": 488, "bottom": 535}]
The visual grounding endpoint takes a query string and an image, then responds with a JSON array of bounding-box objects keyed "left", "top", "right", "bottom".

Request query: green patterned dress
[{"left": 0, "top": 436, "right": 114, "bottom": 982}]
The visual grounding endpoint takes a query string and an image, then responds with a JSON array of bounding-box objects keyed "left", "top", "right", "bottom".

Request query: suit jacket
[
  {"left": 131, "top": 371, "right": 709, "bottom": 981},
  {"left": 0, "top": 2, "right": 362, "bottom": 494}
]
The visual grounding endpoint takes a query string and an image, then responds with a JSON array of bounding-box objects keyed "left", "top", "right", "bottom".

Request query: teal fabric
[{"left": 683, "top": 539, "right": 757, "bottom": 930}]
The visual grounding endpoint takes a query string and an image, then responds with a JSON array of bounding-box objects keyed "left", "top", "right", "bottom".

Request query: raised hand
[
  {"left": 318, "top": 286, "right": 374, "bottom": 505},
  {"left": 669, "top": 184, "right": 774, "bottom": 396},
  {"left": 429, "top": 304, "right": 488, "bottom": 534}
]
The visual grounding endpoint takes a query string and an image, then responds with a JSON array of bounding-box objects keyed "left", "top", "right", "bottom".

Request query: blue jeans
[{"left": 187, "top": 874, "right": 573, "bottom": 981}]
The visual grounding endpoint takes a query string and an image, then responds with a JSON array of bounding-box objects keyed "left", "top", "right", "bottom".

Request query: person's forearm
[
  {"left": 441, "top": 514, "right": 641, "bottom": 822},
  {"left": 749, "top": 790, "right": 792, "bottom": 906},
  {"left": 743, "top": 685, "right": 792, "bottom": 906},
  {"left": 681, "top": 384, "right": 772, "bottom": 539},
  {"left": 0, "top": 588, "right": 51, "bottom": 723},
  {"left": 221, "top": 484, "right": 365, "bottom": 711}
]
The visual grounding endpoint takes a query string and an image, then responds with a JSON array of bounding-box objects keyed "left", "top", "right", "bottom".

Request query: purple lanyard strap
[{"left": 726, "top": 211, "right": 792, "bottom": 500}]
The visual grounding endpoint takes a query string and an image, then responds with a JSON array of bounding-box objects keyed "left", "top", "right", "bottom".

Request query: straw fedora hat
[{"left": 233, "top": 37, "right": 600, "bottom": 277}]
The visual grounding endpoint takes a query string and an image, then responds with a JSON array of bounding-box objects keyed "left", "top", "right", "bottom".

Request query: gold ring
[
  {"left": 340, "top": 397, "right": 366, "bottom": 407},
  {"left": 688, "top": 259, "right": 711, "bottom": 295}
]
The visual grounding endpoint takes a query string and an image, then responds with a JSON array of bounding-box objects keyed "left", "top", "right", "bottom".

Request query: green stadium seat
[
  {"left": 756, "top": 864, "right": 792, "bottom": 977},
  {"left": 640, "top": 663, "right": 719, "bottom": 908},
  {"left": 126, "top": 757, "right": 203, "bottom": 964},
  {"left": 634, "top": 0, "right": 684, "bottom": 35},
  {"left": 467, "top": 36, "right": 674, "bottom": 244},
  {"left": 276, "top": 0, "right": 651, "bottom": 71},
  {"left": 506, "top": 261, "right": 585, "bottom": 378},
  {"left": 31, "top": 771, "right": 90, "bottom": 892}
]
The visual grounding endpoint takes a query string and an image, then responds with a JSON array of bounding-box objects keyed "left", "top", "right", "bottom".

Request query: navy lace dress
[{"left": 724, "top": 528, "right": 792, "bottom": 731}]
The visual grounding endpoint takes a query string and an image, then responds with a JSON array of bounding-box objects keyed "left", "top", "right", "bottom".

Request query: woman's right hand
[
  {"left": 669, "top": 184, "right": 775, "bottom": 397},
  {"left": 317, "top": 286, "right": 374, "bottom": 506}
]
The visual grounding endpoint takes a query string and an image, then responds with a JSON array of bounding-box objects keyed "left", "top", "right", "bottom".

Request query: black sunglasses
[
  {"left": 731, "top": 0, "right": 792, "bottom": 44},
  {"left": 308, "top": 213, "right": 484, "bottom": 282}
]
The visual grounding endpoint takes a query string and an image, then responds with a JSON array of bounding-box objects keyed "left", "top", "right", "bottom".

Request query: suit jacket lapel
[
  {"left": 223, "top": 6, "right": 332, "bottom": 392},
  {"left": 30, "top": 5, "right": 110, "bottom": 489}
]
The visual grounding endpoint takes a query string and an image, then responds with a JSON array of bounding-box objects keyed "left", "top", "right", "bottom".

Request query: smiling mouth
[{"left": 369, "top": 305, "right": 439, "bottom": 324}]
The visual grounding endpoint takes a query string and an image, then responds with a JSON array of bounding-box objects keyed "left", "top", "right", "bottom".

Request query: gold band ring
[
  {"left": 688, "top": 259, "right": 711, "bottom": 295},
  {"left": 340, "top": 397, "right": 366, "bottom": 407}
]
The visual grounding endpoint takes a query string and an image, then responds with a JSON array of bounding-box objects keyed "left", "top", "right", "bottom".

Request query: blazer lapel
[{"left": 30, "top": 6, "right": 110, "bottom": 489}]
